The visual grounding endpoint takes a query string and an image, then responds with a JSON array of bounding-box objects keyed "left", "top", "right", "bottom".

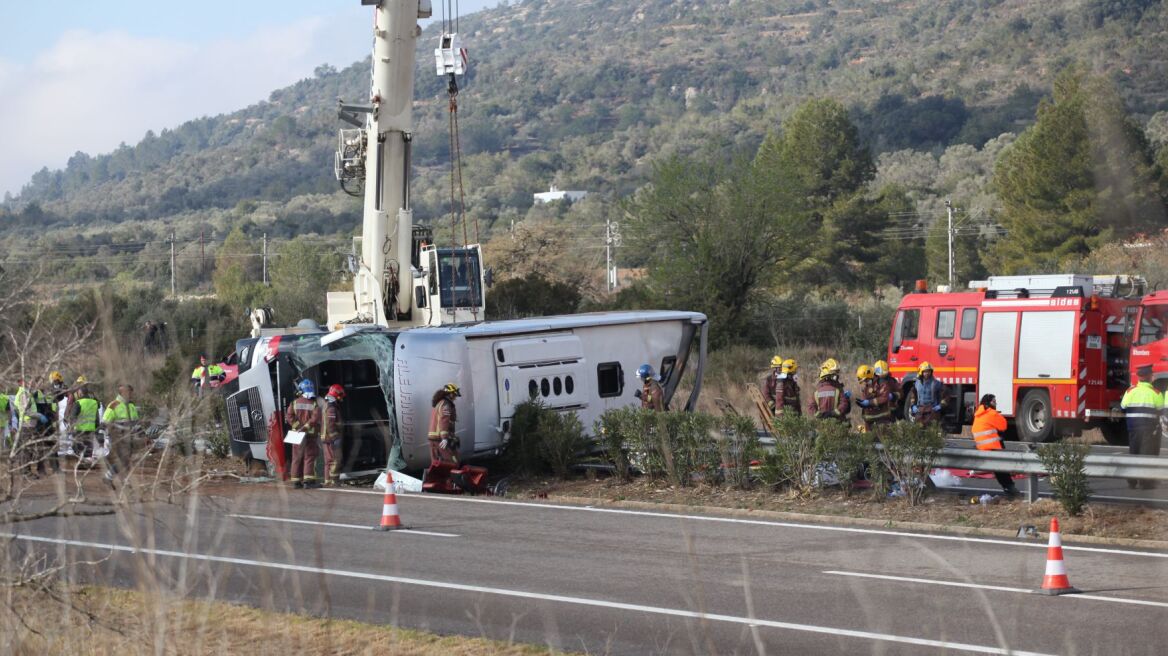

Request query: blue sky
[{"left": 0, "top": 0, "right": 498, "bottom": 197}]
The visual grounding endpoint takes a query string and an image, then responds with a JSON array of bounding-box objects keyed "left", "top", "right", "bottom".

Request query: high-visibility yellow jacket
[
  {"left": 971, "top": 404, "right": 1006, "bottom": 450},
  {"left": 1120, "top": 381, "right": 1163, "bottom": 430}
]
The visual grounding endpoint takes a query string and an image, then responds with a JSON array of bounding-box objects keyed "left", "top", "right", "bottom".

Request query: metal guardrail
[{"left": 933, "top": 448, "right": 1168, "bottom": 482}]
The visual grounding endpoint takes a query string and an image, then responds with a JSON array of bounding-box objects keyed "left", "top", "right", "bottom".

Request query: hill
[{"left": 2, "top": 0, "right": 1167, "bottom": 271}]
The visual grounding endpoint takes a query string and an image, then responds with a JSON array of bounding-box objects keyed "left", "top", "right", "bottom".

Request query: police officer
[
  {"left": 808, "top": 358, "right": 850, "bottom": 421},
  {"left": 428, "top": 383, "right": 461, "bottom": 466},
  {"left": 637, "top": 364, "right": 665, "bottom": 412},
  {"left": 284, "top": 379, "right": 322, "bottom": 489},
  {"left": 911, "top": 362, "right": 947, "bottom": 426},
  {"left": 1121, "top": 365, "right": 1163, "bottom": 489},
  {"left": 321, "top": 384, "right": 346, "bottom": 487}
]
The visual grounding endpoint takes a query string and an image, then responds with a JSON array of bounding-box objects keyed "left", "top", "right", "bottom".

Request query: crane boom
[{"left": 329, "top": 0, "right": 485, "bottom": 329}]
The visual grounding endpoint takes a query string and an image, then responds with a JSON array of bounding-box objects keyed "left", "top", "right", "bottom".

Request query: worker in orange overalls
[
  {"left": 970, "top": 394, "right": 1019, "bottom": 498},
  {"left": 321, "top": 384, "right": 346, "bottom": 487},
  {"left": 284, "top": 379, "right": 322, "bottom": 489},
  {"left": 428, "top": 383, "right": 461, "bottom": 466},
  {"left": 808, "top": 358, "right": 850, "bottom": 421}
]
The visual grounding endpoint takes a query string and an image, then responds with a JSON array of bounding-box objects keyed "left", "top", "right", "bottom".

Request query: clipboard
[{"left": 284, "top": 430, "right": 306, "bottom": 445}]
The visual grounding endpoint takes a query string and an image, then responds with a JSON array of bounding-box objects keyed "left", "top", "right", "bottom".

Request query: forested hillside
[{"left": 2, "top": 0, "right": 1167, "bottom": 326}]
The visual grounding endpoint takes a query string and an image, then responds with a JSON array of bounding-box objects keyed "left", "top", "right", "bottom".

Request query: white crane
[{"left": 330, "top": 0, "right": 484, "bottom": 329}]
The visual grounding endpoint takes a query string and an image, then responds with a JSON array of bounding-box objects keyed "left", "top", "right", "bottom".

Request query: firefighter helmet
[
  {"left": 918, "top": 361, "right": 934, "bottom": 375},
  {"left": 327, "top": 384, "right": 346, "bottom": 400},
  {"left": 443, "top": 382, "right": 461, "bottom": 397},
  {"left": 856, "top": 364, "right": 874, "bottom": 381},
  {"left": 819, "top": 358, "right": 840, "bottom": 379},
  {"left": 873, "top": 360, "right": 890, "bottom": 377},
  {"left": 297, "top": 379, "right": 316, "bottom": 397},
  {"left": 75, "top": 375, "right": 87, "bottom": 384},
  {"left": 50, "top": 371, "right": 63, "bottom": 383},
  {"left": 636, "top": 364, "right": 655, "bottom": 380},
  {"left": 781, "top": 358, "right": 798, "bottom": 375},
  {"left": 771, "top": 355, "right": 784, "bottom": 368}
]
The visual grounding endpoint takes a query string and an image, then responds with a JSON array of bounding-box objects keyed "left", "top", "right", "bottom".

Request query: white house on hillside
[{"left": 533, "top": 185, "right": 589, "bottom": 204}]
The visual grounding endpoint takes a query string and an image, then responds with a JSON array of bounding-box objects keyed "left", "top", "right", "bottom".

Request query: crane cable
[{"left": 447, "top": 73, "right": 470, "bottom": 249}]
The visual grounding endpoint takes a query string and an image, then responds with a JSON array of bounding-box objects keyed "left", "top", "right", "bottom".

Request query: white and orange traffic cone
[
  {"left": 377, "top": 470, "right": 405, "bottom": 531},
  {"left": 1039, "top": 517, "right": 1080, "bottom": 595}
]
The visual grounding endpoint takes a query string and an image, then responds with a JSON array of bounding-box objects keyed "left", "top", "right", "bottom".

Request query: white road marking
[
  {"left": 226, "top": 513, "right": 459, "bottom": 538},
  {"left": 825, "top": 570, "right": 1168, "bottom": 609},
  {"left": 324, "top": 488, "right": 1168, "bottom": 559},
  {"left": 6, "top": 532, "right": 1052, "bottom": 656}
]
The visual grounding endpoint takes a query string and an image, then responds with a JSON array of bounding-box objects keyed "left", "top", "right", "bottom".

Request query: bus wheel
[
  {"left": 1017, "top": 390, "right": 1055, "bottom": 443},
  {"left": 1099, "top": 422, "right": 1129, "bottom": 446}
]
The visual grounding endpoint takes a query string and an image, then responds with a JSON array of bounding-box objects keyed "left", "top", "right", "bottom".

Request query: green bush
[
  {"left": 595, "top": 406, "right": 646, "bottom": 481},
  {"left": 1037, "top": 442, "right": 1091, "bottom": 516},
  {"left": 814, "top": 420, "right": 872, "bottom": 496},
  {"left": 760, "top": 414, "right": 820, "bottom": 494},
  {"left": 876, "top": 421, "right": 945, "bottom": 506},
  {"left": 502, "top": 399, "right": 546, "bottom": 476},
  {"left": 502, "top": 399, "right": 587, "bottom": 479},
  {"left": 718, "top": 413, "right": 762, "bottom": 490}
]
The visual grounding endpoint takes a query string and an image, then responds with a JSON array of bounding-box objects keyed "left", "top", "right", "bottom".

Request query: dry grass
[
  {"left": 4, "top": 586, "right": 565, "bottom": 656},
  {"left": 516, "top": 476, "right": 1168, "bottom": 542}
]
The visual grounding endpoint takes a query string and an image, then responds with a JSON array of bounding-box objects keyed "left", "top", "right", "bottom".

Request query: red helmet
[{"left": 327, "top": 384, "right": 346, "bottom": 399}]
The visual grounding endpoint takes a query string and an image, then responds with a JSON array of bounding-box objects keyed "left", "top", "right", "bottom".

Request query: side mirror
[
  {"left": 633, "top": 389, "right": 642, "bottom": 399},
  {"left": 414, "top": 285, "right": 427, "bottom": 309},
  {"left": 484, "top": 267, "right": 495, "bottom": 288}
]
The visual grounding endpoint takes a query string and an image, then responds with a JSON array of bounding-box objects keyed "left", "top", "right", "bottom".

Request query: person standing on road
[
  {"left": 808, "top": 358, "right": 850, "bottom": 421},
  {"left": 637, "top": 364, "right": 666, "bottom": 412},
  {"left": 911, "top": 362, "right": 947, "bottom": 426},
  {"left": 102, "top": 384, "right": 141, "bottom": 484},
  {"left": 855, "top": 364, "right": 893, "bottom": 432},
  {"left": 428, "top": 383, "right": 461, "bottom": 466},
  {"left": 1120, "top": 365, "right": 1163, "bottom": 490},
  {"left": 284, "top": 379, "right": 322, "bottom": 489},
  {"left": 971, "top": 394, "right": 1020, "bottom": 498},
  {"left": 776, "top": 359, "right": 802, "bottom": 417},
  {"left": 321, "top": 384, "right": 346, "bottom": 487}
]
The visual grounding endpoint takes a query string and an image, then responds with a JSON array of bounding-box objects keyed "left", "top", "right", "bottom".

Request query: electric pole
[
  {"left": 262, "top": 232, "right": 269, "bottom": 285},
  {"left": 605, "top": 218, "right": 621, "bottom": 291},
  {"left": 169, "top": 230, "right": 176, "bottom": 296},
  {"left": 945, "top": 199, "right": 954, "bottom": 290},
  {"left": 200, "top": 229, "right": 206, "bottom": 280}
]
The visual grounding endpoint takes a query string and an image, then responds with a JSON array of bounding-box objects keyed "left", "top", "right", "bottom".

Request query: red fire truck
[{"left": 886, "top": 274, "right": 1148, "bottom": 444}]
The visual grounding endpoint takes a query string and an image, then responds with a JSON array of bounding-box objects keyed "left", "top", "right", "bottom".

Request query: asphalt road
[{"left": 6, "top": 485, "right": 1168, "bottom": 655}]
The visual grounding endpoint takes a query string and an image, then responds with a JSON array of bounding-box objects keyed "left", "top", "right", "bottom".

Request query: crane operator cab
[{"left": 415, "top": 243, "right": 485, "bottom": 326}]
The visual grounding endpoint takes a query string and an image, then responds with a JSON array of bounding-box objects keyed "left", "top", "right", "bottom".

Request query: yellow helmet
[
  {"left": 856, "top": 364, "right": 874, "bottom": 381},
  {"left": 819, "top": 358, "right": 840, "bottom": 379},
  {"left": 50, "top": 371, "right": 63, "bottom": 383},
  {"left": 781, "top": 358, "right": 798, "bottom": 375},
  {"left": 770, "top": 355, "right": 784, "bottom": 368},
  {"left": 873, "top": 360, "right": 890, "bottom": 377},
  {"left": 918, "top": 361, "right": 934, "bottom": 375},
  {"left": 75, "top": 375, "right": 88, "bottom": 384},
  {"left": 443, "top": 382, "right": 462, "bottom": 397}
]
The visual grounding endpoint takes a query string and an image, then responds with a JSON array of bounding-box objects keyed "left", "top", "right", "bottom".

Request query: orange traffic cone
[
  {"left": 1039, "top": 517, "right": 1080, "bottom": 595},
  {"left": 377, "top": 470, "right": 405, "bottom": 531}
]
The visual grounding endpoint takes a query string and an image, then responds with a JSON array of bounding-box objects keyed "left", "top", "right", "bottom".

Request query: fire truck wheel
[
  {"left": 1098, "top": 422, "right": 1129, "bottom": 446},
  {"left": 1017, "top": 390, "right": 1055, "bottom": 443}
]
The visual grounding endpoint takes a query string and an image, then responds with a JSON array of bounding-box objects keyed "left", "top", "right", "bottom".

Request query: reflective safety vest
[
  {"left": 103, "top": 397, "right": 140, "bottom": 424},
  {"left": 74, "top": 397, "right": 100, "bottom": 432},
  {"left": 1120, "top": 381, "right": 1163, "bottom": 427},
  {"left": 15, "top": 386, "right": 39, "bottom": 427},
  {"left": 971, "top": 404, "right": 1006, "bottom": 451}
]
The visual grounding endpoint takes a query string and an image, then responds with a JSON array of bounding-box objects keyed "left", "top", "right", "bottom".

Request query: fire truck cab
[
  {"left": 1129, "top": 289, "right": 1168, "bottom": 387},
  {"left": 887, "top": 275, "right": 1142, "bottom": 444}
]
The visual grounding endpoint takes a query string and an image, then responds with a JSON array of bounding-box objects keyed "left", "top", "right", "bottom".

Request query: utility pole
[
  {"left": 169, "top": 230, "right": 176, "bottom": 296},
  {"left": 945, "top": 199, "right": 955, "bottom": 290},
  {"left": 262, "top": 232, "right": 269, "bottom": 285},
  {"left": 200, "top": 229, "right": 206, "bottom": 280},
  {"left": 605, "top": 218, "right": 621, "bottom": 291}
]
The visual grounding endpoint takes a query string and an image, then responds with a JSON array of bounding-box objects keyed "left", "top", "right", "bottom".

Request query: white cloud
[{"left": 0, "top": 14, "right": 369, "bottom": 198}]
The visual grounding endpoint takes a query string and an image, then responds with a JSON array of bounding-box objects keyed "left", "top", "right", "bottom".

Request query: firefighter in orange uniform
[
  {"left": 428, "top": 383, "right": 461, "bottom": 466},
  {"left": 855, "top": 365, "right": 893, "bottom": 431},
  {"left": 321, "top": 384, "right": 346, "bottom": 487},
  {"left": 777, "top": 359, "right": 802, "bottom": 416},
  {"left": 971, "top": 394, "right": 1019, "bottom": 498},
  {"left": 808, "top": 358, "right": 850, "bottom": 421},
  {"left": 283, "top": 379, "right": 322, "bottom": 489},
  {"left": 637, "top": 364, "right": 665, "bottom": 411},
  {"left": 763, "top": 355, "right": 783, "bottom": 414}
]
